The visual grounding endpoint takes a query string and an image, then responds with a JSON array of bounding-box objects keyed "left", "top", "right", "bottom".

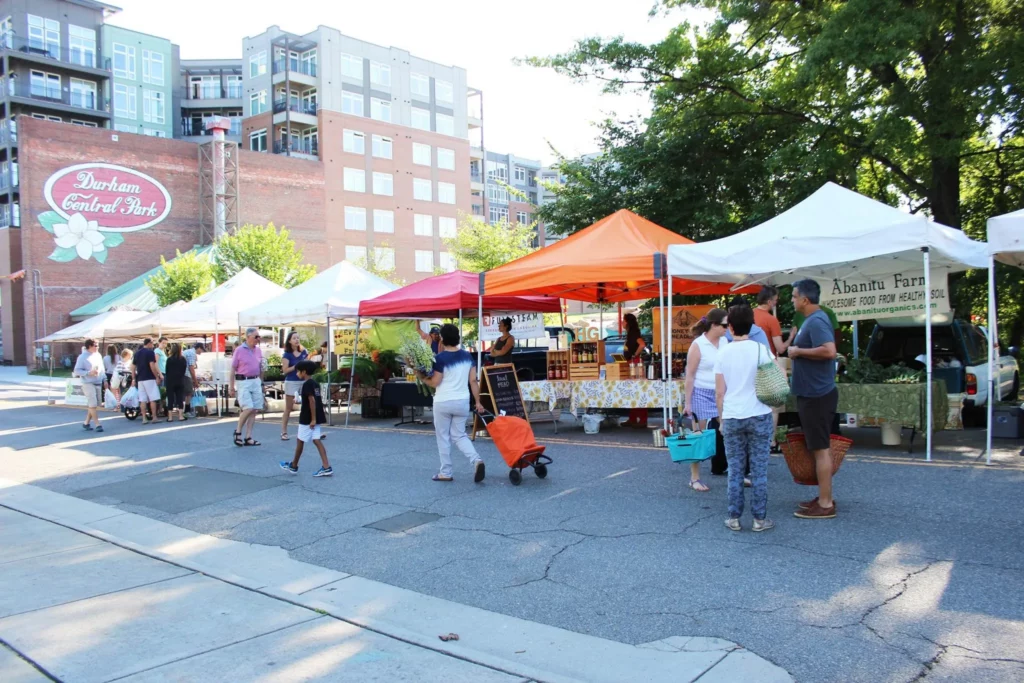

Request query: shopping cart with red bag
[{"left": 479, "top": 412, "right": 552, "bottom": 485}]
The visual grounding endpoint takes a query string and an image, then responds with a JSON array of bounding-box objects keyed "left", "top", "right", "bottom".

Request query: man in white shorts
[
  {"left": 230, "top": 328, "right": 264, "bottom": 446},
  {"left": 132, "top": 338, "right": 163, "bottom": 424},
  {"left": 74, "top": 339, "right": 106, "bottom": 432}
]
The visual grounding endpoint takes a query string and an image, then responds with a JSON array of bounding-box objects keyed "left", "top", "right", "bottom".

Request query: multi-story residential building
[
  {"left": 104, "top": 24, "right": 176, "bottom": 138},
  {"left": 177, "top": 58, "right": 243, "bottom": 142},
  {"left": 538, "top": 164, "right": 565, "bottom": 245},
  {"left": 239, "top": 25, "right": 475, "bottom": 283},
  {"left": 0, "top": 0, "right": 119, "bottom": 229},
  {"left": 480, "top": 150, "right": 542, "bottom": 243}
]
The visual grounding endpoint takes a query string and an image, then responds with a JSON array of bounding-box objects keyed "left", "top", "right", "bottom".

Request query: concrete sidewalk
[
  {"left": 0, "top": 479, "right": 792, "bottom": 683},
  {"left": 0, "top": 367, "right": 64, "bottom": 390}
]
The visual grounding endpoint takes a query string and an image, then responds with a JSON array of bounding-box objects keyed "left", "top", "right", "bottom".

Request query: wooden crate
[
  {"left": 569, "top": 364, "right": 602, "bottom": 380},
  {"left": 570, "top": 340, "right": 605, "bottom": 364},
  {"left": 546, "top": 349, "right": 571, "bottom": 380},
  {"left": 604, "top": 362, "right": 630, "bottom": 381}
]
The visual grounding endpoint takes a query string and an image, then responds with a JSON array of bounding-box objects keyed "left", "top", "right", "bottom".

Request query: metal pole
[
  {"left": 477, "top": 295, "right": 484, "bottom": 379},
  {"left": 326, "top": 314, "right": 333, "bottom": 426},
  {"left": 923, "top": 249, "right": 932, "bottom": 462},
  {"left": 666, "top": 274, "right": 673, "bottom": 417},
  {"left": 852, "top": 323, "right": 860, "bottom": 359},
  {"left": 659, "top": 277, "right": 667, "bottom": 429},
  {"left": 345, "top": 316, "right": 359, "bottom": 427},
  {"left": 559, "top": 300, "right": 565, "bottom": 348},
  {"left": 458, "top": 308, "right": 463, "bottom": 341},
  {"left": 986, "top": 256, "right": 996, "bottom": 465}
]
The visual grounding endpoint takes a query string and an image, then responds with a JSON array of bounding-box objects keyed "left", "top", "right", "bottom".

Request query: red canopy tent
[{"left": 359, "top": 270, "right": 560, "bottom": 318}]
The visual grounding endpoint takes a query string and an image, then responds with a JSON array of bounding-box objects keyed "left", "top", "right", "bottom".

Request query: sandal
[
  {"left": 280, "top": 433, "right": 290, "bottom": 441},
  {"left": 432, "top": 474, "right": 453, "bottom": 482},
  {"left": 688, "top": 479, "right": 710, "bottom": 492},
  {"left": 243, "top": 438, "right": 261, "bottom": 447},
  {"left": 233, "top": 431, "right": 243, "bottom": 446}
]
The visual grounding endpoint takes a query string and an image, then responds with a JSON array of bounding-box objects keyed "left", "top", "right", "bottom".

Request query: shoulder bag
[{"left": 754, "top": 343, "right": 790, "bottom": 408}]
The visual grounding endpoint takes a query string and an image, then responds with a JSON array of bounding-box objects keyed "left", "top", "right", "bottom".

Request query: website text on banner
[
  {"left": 817, "top": 272, "right": 950, "bottom": 321},
  {"left": 480, "top": 312, "right": 547, "bottom": 341}
]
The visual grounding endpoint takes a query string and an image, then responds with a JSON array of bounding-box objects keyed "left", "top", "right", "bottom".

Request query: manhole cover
[{"left": 364, "top": 511, "right": 441, "bottom": 533}]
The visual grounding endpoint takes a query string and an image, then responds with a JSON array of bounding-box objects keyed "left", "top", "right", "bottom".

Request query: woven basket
[{"left": 780, "top": 432, "right": 853, "bottom": 486}]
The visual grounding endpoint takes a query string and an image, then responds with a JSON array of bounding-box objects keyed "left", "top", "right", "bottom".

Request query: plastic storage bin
[{"left": 667, "top": 430, "right": 717, "bottom": 462}]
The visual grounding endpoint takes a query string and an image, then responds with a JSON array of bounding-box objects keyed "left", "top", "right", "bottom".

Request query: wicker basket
[{"left": 780, "top": 432, "right": 853, "bottom": 486}]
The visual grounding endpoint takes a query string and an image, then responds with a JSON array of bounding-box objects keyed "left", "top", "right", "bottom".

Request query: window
[
  {"left": 371, "top": 135, "right": 392, "bottom": 159},
  {"left": 341, "top": 53, "right": 363, "bottom": 80},
  {"left": 250, "top": 51, "right": 267, "bottom": 78},
  {"left": 113, "top": 83, "right": 136, "bottom": 118},
  {"left": 436, "top": 113, "right": 454, "bottom": 136},
  {"left": 439, "top": 252, "right": 455, "bottom": 272},
  {"left": 517, "top": 211, "right": 530, "bottom": 224},
  {"left": 71, "top": 119, "right": 98, "bottom": 127},
  {"left": 345, "top": 245, "right": 367, "bottom": 263},
  {"left": 28, "top": 15, "right": 59, "bottom": 58},
  {"left": 31, "top": 113, "right": 63, "bottom": 123},
  {"left": 114, "top": 123, "right": 134, "bottom": 133},
  {"left": 143, "top": 90, "right": 165, "bottom": 124},
  {"left": 370, "top": 61, "right": 391, "bottom": 87},
  {"left": 415, "top": 250, "right": 434, "bottom": 273},
  {"left": 249, "top": 129, "right": 267, "bottom": 152},
  {"left": 413, "top": 178, "right": 432, "bottom": 202},
  {"left": 30, "top": 70, "right": 60, "bottom": 99},
  {"left": 490, "top": 206, "right": 509, "bottom": 224},
  {"left": 436, "top": 80, "right": 454, "bottom": 103},
  {"left": 414, "top": 214, "right": 433, "bottom": 237},
  {"left": 437, "top": 148, "right": 455, "bottom": 171},
  {"left": 487, "top": 161, "right": 508, "bottom": 181},
  {"left": 514, "top": 166, "right": 527, "bottom": 183},
  {"left": 0, "top": 18, "right": 12, "bottom": 50},
  {"left": 142, "top": 128, "right": 166, "bottom": 138},
  {"left": 70, "top": 78, "right": 97, "bottom": 109},
  {"left": 227, "top": 75, "right": 243, "bottom": 98},
  {"left": 410, "top": 73, "right": 429, "bottom": 99},
  {"left": 438, "top": 216, "right": 457, "bottom": 239},
  {"left": 343, "top": 167, "right": 366, "bottom": 192},
  {"left": 250, "top": 90, "right": 268, "bottom": 116},
  {"left": 341, "top": 91, "right": 363, "bottom": 116},
  {"left": 438, "top": 182, "right": 456, "bottom": 205},
  {"left": 411, "top": 107, "right": 430, "bottom": 131},
  {"left": 190, "top": 75, "right": 219, "bottom": 99},
  {"left": 372, "top": 172, "right": 393, "bottom": 196},
  {"left": 69, "top": 25, "right": 96, "bottom": 68},
  {"left": 487, "top": 184, "right": 508, "bottom": 204},
  {"left": 344, "top": 206, "right": 367, "bottom": 231},
  {"left": 412, "top": 142, "right": 431, "bottom": 166},
  {"left": 142, "top": 50, "right": 165, "bottom": 85},
  {"left": 343, "top": 129, "right": 364, "bottom": 154},
  {"left": 113, "top": 43, "right": 136, "bottom": 79},
  {"left": 373, "top": 209, "right": 394, "bottom": 233},
  {"left": 374, "top": 247, "right": 395, "bottom": 271},
  {"left": 301, "top": 49, "right": 317, "bottom": 76},
  {"left": 370, "top": 97, "right": 391, "bottom": 122}
]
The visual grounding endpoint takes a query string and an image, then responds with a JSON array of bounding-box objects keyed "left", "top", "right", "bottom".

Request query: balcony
[
  {"left": 1, "top": 35, "right": 108, "bottom": 75},
  {"left": 10, "top": 82, "right": 109, "bottom": 116},
  {"left": 0, "top": 126, "right": 16, "bottom": 146},
  {"left": 273, "top": 138, "right": 318, "bottom": 156},
  {"left": 272, "top": 98, "right": 317, "bottom": 116},
  {"left": 186, "top": 84, "right": 243, "bottom": 102},
  {"left": 181, "top": 118, "right": 243, "bottom": 138},
  {"left": 272, "top": 59, "right": 317, "bottom": 77}
]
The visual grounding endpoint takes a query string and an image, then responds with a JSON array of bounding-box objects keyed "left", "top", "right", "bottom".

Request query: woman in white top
[
  {"left": 714, "top": 304, "right": 775, "bottom": 532},
  {"left": 683, "top": 308, "right": 728, "bottom": 492}
]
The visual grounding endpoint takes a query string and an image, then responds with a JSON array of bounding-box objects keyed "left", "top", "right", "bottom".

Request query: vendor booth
[
  {"left": 666, "top": 182, "right": 990, "bottom": 460},
  {"left": 986, "top": 208, "right": 1024, "bottom": 462}
]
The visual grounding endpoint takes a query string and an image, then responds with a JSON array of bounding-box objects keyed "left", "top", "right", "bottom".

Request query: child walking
[{"left": 280, "top": 361, "right": 333, "bottom": 477}]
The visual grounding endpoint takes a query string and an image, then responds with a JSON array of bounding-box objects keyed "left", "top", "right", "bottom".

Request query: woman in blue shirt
[{"left": 280, "top": 331, "right": 308, "bottom": 440}]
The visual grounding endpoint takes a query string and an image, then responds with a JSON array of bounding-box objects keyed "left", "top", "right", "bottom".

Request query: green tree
[
  {"left": 212, "top": 223, "right": 317, "bottom": 288},
  {"left": 354, "top": 240, "right": 405, "bottom": 286},
  {"left": 443, "top": 212, "right": 537, "bottom": 273},
  {"left": 146, "top": 249, "right": 213, "bottom": 307}
]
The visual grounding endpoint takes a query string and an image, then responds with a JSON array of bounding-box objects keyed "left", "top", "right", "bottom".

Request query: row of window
[
  {"left": 488, "top": 207, "right": 532, "bottom": 225},
  {"left": 113, "top": 123, "right": 167, "bottom": 138},
  {"left": 342, "top": 130, "right": 455, "bottom": 169},
  {"left": 336, "top": 53, "right": 455, "bottom": 103},
  {"left": 341, "top": 168, "right": 456, "bottom": 203},
  {"left": 13, "top": 15, "right": 96, "bottom": 68},
  {"left": 344, "top": 209, "right": 457, "bottom": 237},
  {"left": 112, "top": 43, "right": 166, "bottom": 85},
  {"left": 113, "top": 84, "right": 165, "bottom": 123},
  {"left": 343, "top": 245, "right": 454, "bottom": 274},
  {"left": 487, "top": 161, "right": 534, "bottom": 184},
  {"left": 337, "top": 91, "right": 456, "bottom": 135}
]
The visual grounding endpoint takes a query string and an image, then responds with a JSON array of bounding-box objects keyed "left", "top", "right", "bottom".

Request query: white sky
[{"left": 106, "top": 0, "right": 698, "bottom": 164}]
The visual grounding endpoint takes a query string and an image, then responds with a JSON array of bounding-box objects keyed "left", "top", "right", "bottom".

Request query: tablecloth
[
  {"left": 570, "top": 379, "right": 686, "bottom": 415},
  {"left": 786, "top": 381, "right": 948, "bottom": 431},
  {"left": 520, "top": 380, "right": 574, "bottom": 412}
]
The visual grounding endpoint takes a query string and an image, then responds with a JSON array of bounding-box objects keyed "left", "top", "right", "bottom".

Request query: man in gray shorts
[
  {"left": 788, "top": 279, "right": 839, "bottom": 519},
  {"left": 74, "top": 339, "right": 106, "bottom": 433}
]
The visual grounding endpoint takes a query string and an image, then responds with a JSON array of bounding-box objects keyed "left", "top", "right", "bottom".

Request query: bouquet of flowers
[{"left": 399, "top": 332, "right": 436, "bottom": 396}]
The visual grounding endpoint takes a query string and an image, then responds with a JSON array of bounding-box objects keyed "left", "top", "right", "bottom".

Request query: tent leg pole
[
  {"left": 923, "top": 249, "right": 932, "bottom": 463},
  {"left": 325, "top": 316, "right": 332, "bottom": 426},
  {"left": 559, "top": 300, "right": 565, "bottom": 348},
  {"left": 987, "top": 257, "right": 996, "bottom": 465},
  {"left": 459, "top": 309, "right": 463, "bottom": 340},
  {"left": 666, "top": 274, "right": 673, "bottom": 423},
  {"left": 659, "top": 278, "right": 667, "bottom": 429},
  {"left": 477, "top": 295, "right": 483, "bottom": 380},
  {"left": 852, "top": 324, "right": 859, "bottom": 359},
  {"left": 345, "top": 317, "right": 359, "bottom": 427}
]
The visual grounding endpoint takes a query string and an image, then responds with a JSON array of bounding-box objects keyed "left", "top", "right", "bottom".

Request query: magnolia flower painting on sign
[{"left": 39, "top": 210, "right": 124, "bottom": 263}]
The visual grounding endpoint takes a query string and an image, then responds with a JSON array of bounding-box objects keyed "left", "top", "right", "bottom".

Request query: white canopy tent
[
  {"left": 37, "top": 309, "right": 147, "bottom": 343},
  {"left": 986, "top": 209, "right": 1024, "bottom": 463},
  {"left": 667, "top": 182, "right": 990, "bottom": 461},
  {"left": 107, "top": 269, "right": 285, "bottom": 339}
]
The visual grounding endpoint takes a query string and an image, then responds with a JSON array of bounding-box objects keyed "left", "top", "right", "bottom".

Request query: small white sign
[
  {"left": 480, "top": 312, "right": 547, "bottom": 341},
  {"left": 65, "top": 378, "right": 88, "bottom": 406},
  {"left": 816, "top": 271, "right": 950, "bottom": 322}
]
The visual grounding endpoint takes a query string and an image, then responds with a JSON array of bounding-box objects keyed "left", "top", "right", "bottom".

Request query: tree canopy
[
  {"left": 533, "top": 0, "right": 1024, "bottom": 343},
  {"left": 145, "top": 249, "right": 213, "bottom": 308},
  {"left": 212, "top": 223, "right": 316, "bottom": 288},
  {"left": 443, "top": 212, "right": 537, "bottom": 273}
]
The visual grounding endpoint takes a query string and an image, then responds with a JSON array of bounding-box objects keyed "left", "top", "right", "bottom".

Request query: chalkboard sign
[{"left": 481, "top": 364, "right": 527, "bottom": 420}]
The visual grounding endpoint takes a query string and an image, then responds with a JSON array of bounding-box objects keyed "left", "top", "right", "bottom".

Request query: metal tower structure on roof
[{"left": 198, "top": 116, "right": 239, "bottom": 244}]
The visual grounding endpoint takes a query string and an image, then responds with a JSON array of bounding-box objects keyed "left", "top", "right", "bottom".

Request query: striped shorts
[{"left": 691, "top": 386, "right": 719, "bottom": 421}]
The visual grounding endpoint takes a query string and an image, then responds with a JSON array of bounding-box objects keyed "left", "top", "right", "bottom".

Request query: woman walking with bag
[
  {"left": 714, "top": 304, "right": 776, "bottom": 532},
  {"left": 683, "top": 309, "right": 729, "bottom": 492},
  {"left": 164, "top": 343, "right": 189, "bottom": 422}
]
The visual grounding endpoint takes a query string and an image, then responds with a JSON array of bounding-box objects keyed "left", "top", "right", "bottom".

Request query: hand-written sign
[
  {"left": 817, "top": 272, "right": 950, "bottom": 321},
  {"left": 481, "top": 364, "right": 526, "bottom": 420},
  {"left": 480, "top": 312, "right": 547, "bottom": 341},
  {"left": 44, "top": 163, "right": 172, "bottom": 232},
  {"left": 332, "top": 327, "right": 373, "bottom": 355},
  {"left": 653, "top": 305, "right": 715, "bottom": 353}
]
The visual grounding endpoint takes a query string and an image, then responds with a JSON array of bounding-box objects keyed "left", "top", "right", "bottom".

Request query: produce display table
[
  {"left": 380, "top": 380, "right": 433, "bottom": 426},
  {"left": 520, "top": 380, "right": 574, "bottom": 412},
  {"left": 521, "top": 379, "right": 686, "bottom": 416}
]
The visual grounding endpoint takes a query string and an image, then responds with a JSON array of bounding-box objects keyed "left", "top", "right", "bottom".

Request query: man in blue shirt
[{"left": 788, "top": 279, "right": 838, "bottom": 520}]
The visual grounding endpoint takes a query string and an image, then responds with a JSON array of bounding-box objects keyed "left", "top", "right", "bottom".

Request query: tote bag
[{"left": 755, "top": 344, "right": 790, "bottom": 408}]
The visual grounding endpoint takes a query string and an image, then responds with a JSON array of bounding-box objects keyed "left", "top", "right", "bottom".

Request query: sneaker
[
  {"left": 279, "top": 461, "right": 298, "bottom": 474},
  {"left": 313, "top": 466, "right": 333, "bottom": 477},
  {"left": 82, "top": 423, "right": 93, "bottom": 431},
  {"left": 724, "top": 517, "right": 741, "bottom": 532},
  {"left": 794, "top": 501, "right": 837, "bottom": 519},
  {"left": 94, "top": 425, "right": 104, "bottom": 433},
  {"left": 752, "top": 518, "right": 775, "bottom": 532},
  {"left": 473, "top": 460, "right": 486, "bottom": 483},
  {"left": 797, "top": 498, "right": 838, "bottom": 512}
]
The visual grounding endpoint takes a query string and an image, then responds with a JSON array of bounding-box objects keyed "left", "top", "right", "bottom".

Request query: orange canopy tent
[{"left": 481, "top": 209, "right": 750, "bottom": 302}]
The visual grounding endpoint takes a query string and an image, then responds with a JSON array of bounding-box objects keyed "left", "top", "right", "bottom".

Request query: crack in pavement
[{"left": 504, "top": 536, "right": 589, "bottom": 589}]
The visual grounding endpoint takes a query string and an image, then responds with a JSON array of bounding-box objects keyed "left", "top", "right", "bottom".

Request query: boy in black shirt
[{"left": 279, "top": 361, "right": 333, "bottom": 477}]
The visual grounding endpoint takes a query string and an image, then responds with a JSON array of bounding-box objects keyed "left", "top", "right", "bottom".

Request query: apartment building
[
  {"left": 178, "top": 58, "right": 243, "bottom": 142},
  {"left": 239, "top": 25, "right": 475, "bottom": 282},
  {"left": 0, "top": 0, "right": 119, "bottom": 229},
  {"left": 479, "top": 150, "right": 543, "bottom": 243},
  {"left": 105, "top": 24, "right": 176, "bottom": 138}
]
